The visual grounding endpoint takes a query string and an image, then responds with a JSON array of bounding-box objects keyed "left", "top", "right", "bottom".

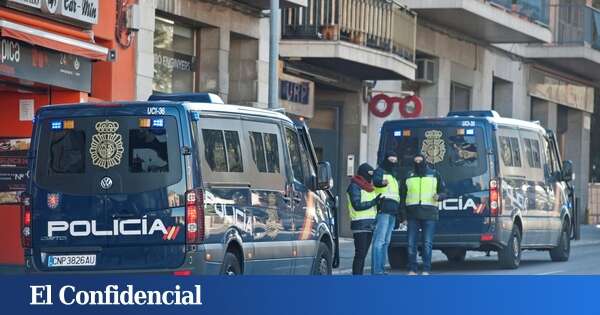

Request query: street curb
[{"left": 333, "top": 239, "right": 600, "bottom": 275}]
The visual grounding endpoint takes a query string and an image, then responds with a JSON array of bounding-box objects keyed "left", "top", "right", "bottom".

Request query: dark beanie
[{"left": 357, "top": 163, "right": 374, "bottom": 181}]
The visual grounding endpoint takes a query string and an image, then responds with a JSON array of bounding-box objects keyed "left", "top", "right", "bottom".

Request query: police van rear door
[
  {"left": 381, "top": 120, "right": 492, "bottom": 238},
  {"left": 32, "top": 105, "right": 187, "bottom": 271}
]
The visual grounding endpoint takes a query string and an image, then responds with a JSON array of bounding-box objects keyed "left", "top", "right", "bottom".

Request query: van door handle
[{"left": 112, "top": 213, "right": 136, "bottom": 219}]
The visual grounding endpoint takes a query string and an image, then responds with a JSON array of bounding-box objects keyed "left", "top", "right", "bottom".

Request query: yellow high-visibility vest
[
  {"left": 374, "top": 173, "right": 400, "bottom": 202},
  {"left": 405, "top": 175, "right": 437, "bottom": 206},
  {"left": 347, "top": 190, "right": 377, "bottom": 221}
]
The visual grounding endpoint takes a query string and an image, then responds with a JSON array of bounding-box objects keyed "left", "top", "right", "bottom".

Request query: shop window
[
  {"left": 450, "top": 82, "right": 471, "bottom": 112},
  {"left": 154, "top": 17, "right": 197, "bottom": 93}
]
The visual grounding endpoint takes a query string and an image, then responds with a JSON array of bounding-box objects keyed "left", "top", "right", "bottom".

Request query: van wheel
[
  {"left": 220, "top": 252, "right": 242, "bottom": 276},
  {"left": 498, "top": 227, "right": 521, "bottom": 269},
  {"left": 443, "top": 248, "right": 467, "bottom": 263},
  {"left": 550, "top": 221, "right": 571, "bottom": 262},
  {"left": 388, "top": 247, "right": 408, "bottom": 270},
  {"left": 312, "top": 242, "right": 332, "bottom": 275}
]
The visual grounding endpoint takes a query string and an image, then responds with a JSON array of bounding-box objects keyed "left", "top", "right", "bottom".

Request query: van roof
[
  {"left": 182, "top": 102, "right": 293, "bottom": 123},
  {"left": 38, "top": 101, "right": 293, "bottom": 124},
  {"left": 384, "top": 115, "right": 547, "bottom": 134}
]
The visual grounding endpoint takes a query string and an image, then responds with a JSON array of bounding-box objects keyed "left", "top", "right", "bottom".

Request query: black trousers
[{"left": 352, "top": 231, "right": 373, "bottom": 275}]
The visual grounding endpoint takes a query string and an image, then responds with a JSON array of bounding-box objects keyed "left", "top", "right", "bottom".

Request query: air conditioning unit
[{"left": 415, "top": 58, "right": 435, "bottom": 84}]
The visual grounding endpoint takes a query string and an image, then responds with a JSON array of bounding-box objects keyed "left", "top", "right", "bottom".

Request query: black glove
[
  {"left": 374, "top": 193, "right": 383, "bottom": 203},
  {"left": 437, "top": 193, "right": 448, "bottom": 201}
]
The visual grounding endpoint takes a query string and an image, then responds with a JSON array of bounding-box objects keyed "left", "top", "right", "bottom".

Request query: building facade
[
  {"left": 0, "top": 0, "right": 137, "bottom": 265},
  {"left": 134, "top": 0, "right": 308, "bottom": 106}
]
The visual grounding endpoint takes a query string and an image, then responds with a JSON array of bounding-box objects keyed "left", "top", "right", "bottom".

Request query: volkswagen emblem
[{"left": 100, "top": 177, "right": 113, "bottom": 190}]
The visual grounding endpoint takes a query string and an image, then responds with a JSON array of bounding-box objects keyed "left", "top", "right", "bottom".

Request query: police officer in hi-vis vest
[
  {"left": 347, "top": 163, "right": 383, "bottom": 275},
  {"left": 400, "top": 154, "right": 446, "bottom": 275},
  {"left": 371, "top": 151, "right": 403, "bottom": 275}
]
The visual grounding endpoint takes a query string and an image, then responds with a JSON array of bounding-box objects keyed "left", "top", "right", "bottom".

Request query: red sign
[{"left": 368, "top": 94, "right": 423, "bottom": 118}]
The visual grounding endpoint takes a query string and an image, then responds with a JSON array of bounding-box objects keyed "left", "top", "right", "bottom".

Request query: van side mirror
[
  {"left": 317, "top": 162, "right": 333, "bottom": 190},
  {"left": 562, "top": 160, "right": 574, "bottom": 182}
]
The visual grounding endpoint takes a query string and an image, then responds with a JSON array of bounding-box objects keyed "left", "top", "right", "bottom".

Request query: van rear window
[
  {"left": 384, "top": 126, "right": 489, "bottom": 194},
  {"left": 49, "top": 130, "right": 85, "bottom": 174},
  {"left": 129, "top": 129, "right": 169, "bottom": 173},
  {"left": 35, "top": 116, "right": 182, "bottom": 194}
]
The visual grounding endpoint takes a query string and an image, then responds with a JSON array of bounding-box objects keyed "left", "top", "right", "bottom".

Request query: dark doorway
[{"left": 308, "top": 104, "right": 341, "bottom": 197}]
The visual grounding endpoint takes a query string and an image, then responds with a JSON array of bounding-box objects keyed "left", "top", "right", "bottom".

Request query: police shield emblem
[
  {"left": 421, "top": 130, "right": 446, "bottom": 165},
  {"left": 89, "top": 120, "right": 124, "bottom": 169}
]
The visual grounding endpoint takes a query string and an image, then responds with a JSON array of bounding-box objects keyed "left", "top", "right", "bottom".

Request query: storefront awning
[{"left": 0, "top": 19, "right": 110, "bottom": 61}]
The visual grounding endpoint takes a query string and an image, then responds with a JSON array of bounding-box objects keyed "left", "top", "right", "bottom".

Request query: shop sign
[
  {"left": 0, "top": 137, "right": 30, "bottom": 205},
  {"left": 528, "top": 68, "right": 594, "bottom": 113},
  {"left": 6, "top": 0, "right": 99, "bottom": 25},
  {"left": 280, "top": 80, "right": 310, "bottom": 105},
  {"left": 369, "top": 94, "right": 423, "bottom": 118},
  {"left": 58, "top": 0, "right": 98, "bottom": 25},
  {"left": 0, "top": 37, "right": 92, "bottom": 92},
  {"left": 154, "top": 48, "right": 196, "bottom": 72},
  {"left": 279, "top": 73, "right": 314, "bottom": 118}
]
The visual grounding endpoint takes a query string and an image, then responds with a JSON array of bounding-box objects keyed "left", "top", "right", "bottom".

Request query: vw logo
[{"left": 100, "top": 177, "right": 113, "bottom": 190}]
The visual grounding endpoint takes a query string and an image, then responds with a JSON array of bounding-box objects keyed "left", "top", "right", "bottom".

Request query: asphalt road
[{"left": 334, "top": 225, "right": 600, "bottom": 275}]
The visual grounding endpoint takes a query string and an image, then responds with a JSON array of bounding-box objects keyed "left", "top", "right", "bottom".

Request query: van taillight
[
  {"left": 185, "top": 189, "right": 205, "bottom": 244},
  {"left": 21, "top": 195, "right": 32, "bottom": 248},
  {"left": 490, "top": 179, "right": 501, "bottom": 216}
]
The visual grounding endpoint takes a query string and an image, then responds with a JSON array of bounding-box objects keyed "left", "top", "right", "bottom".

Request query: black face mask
[
  {"left": 382, "top": 158, "right": 397, "bottom": 173},
  {"left": 413, "top": 161, "right": 426, "bottom": 174}
]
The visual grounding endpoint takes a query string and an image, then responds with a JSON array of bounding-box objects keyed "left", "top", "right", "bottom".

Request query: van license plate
[{"left": 48, "top": 255, "right": 96, "bottom": 267}]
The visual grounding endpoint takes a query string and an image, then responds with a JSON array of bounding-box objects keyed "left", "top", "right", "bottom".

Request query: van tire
[
  {"left": 388, "top": 247, "right": 408, "bottom": 270},
  {"left": 312, "top": 242, "right": 332, "bottom": 275},
  {"left": 220, "top": 252, "right": 242, "bottom": 276},
  {"left": 443, "top": 248, "right": 467, "bottom": 263},
  {"left": 498, "top": 226, "right": 521, "bottom": 269},
  {"left": 550, "top": 221, "right": 571, "bottom": 262}
]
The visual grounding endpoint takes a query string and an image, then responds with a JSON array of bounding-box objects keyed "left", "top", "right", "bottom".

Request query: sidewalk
[
  {"left": 1, "top": 226, "right": 599, "bottom": 275},
  {"left": 333, "top": 225, "right": 600, "bottom": 275}
]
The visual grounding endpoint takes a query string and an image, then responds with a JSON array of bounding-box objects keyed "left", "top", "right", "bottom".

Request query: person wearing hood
[
  {"left": 347, "top": 163, "right": 382, "bottom": 275},
  {"left": 400, "top": 154, "right": 446, "bottom": 275},
  {"left": 371, "top": 151, "right": 403, "bottom": 275}
]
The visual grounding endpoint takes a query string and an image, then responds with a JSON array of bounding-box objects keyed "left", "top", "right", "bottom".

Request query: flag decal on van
[{"left": 163, "top": 226, "right": 181, "bottom": 241}]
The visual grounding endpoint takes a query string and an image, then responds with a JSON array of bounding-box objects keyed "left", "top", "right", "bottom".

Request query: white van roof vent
[
  {"left": 447, "top": 110, "right": 500, "bottom": 118},
  {"left": 148, "top": 93, "right": 225, "bottom": 104}
]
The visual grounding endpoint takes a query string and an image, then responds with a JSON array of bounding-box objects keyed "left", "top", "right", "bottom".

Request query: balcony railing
[
  {"left": 552, "top": 5, "right": 600, "bottom": 50},
  {"left": 281, "top": 0, "right": 417, "bottom": 62},
  {"left": 488, "top": 0, "right": 550, "bottom": 26}
]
